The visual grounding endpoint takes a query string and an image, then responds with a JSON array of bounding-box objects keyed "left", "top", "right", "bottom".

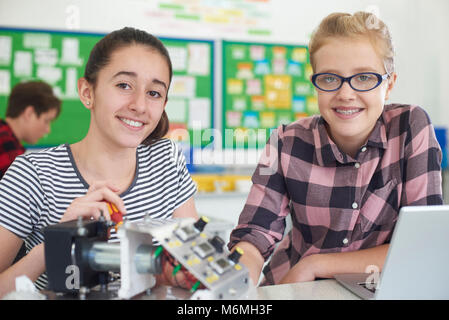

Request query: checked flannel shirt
[
  {"left": 0, "top": 120, "right": 25, "bottom": 179},
  {"left": 228, "top": 104, "right": 443, "bottom": 285}
]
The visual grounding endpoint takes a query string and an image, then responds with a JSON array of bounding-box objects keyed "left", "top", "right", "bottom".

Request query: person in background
[
  {"left": 0, "top": 27, "right": 199, "bottom": 297},
  {"left": 0, "top": 81, "right": 61, "bottom": 179},
  {"left": 228, "top": 11, "right": 443, "bottom": 286}
]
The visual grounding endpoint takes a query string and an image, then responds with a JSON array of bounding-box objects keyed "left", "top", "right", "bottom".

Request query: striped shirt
[
  {"left": 0, "top": 138, "right": 196, "bottom": 289},
  {"left": 228, "top": 104, "right": 443, "bottom": 285}
]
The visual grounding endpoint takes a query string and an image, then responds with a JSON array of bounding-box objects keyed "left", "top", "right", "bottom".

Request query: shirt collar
[{"left": 314, "top": 114, "right": 388, "bottom": 166}]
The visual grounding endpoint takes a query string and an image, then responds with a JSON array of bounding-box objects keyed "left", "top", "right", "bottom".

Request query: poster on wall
[
  {"left": 222, "top": 40, "right": 318, "bottom": 149},
  {"left": 144, "top": 0, "right": 273, "bottom": 38}
]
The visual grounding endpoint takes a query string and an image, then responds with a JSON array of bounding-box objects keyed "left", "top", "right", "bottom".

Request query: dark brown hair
[
  {"left": 84, "top": 27, "right": 172, "bottom": 145},
  {"left": 6, "top": 81, "right": 61, "bottom": 119}
]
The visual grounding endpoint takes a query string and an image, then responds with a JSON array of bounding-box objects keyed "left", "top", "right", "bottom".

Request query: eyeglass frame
[{"left": 311, "top": 72, "right": 390, "bottom": 92}]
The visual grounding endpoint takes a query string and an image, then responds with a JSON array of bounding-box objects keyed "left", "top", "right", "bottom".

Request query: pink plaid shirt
[{"left": 228, "top": 104, "right": 443, "bottom": 285}]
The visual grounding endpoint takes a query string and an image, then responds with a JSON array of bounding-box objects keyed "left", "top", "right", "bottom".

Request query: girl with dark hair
[{"left": 0, "top": 27, "right": 198, "bottom": 296}]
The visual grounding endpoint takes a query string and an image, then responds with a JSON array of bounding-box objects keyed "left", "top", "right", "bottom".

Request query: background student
[
  {"left": 0, "top": 80, "right": 61, "bottom": 179},
  {"left": 228, "top": 11, "right": 443, "bottom": 286},
  {"left": 0, "top": 27, "right": 198, "bottom": 297}
]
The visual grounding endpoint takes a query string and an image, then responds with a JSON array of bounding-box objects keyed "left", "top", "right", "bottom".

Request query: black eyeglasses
[{"left": 311, "top": 72, "right": 390, "bottom": 92}]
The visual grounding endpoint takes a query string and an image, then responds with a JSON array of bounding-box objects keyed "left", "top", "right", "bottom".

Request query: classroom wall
[
  {"left": 1, "top": 0, "right": 448, "bottom": 225},
  {"left": 1, "top": 0, "right": 448, "bottom": 130}
]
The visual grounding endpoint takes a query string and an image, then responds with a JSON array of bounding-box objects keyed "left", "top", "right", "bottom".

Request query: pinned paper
[
  {"left": 167, "top": 46, "right": 187, "bottom": 72},
  {"left": 232, "top": 46, "right": 245, "bottom": 60},
  {"left": 169, "top": 76, "right": 196, "bottom": 98},
  {"left": 37, "top": 66, "right": 62, "bottom": 85},
  {"left": 226, "top": 111, "right": 242, "bottom": 127},
  {"left": 243, "top": 111, "right": 259, "bottom": 128},
  {"left": 61, "top": 38, "right": 83, "bottom": 65},
  {"left": 287, "top": 61, "right": 302, "bottom": 76},
  {"left": 188, "top": 43, "right": 210, "bottom": 75},
  {"left": 250, "top": 45, "right": 265, "bottom": 60},
  {"left": 295, "top": 112, "right": 308, "bottom": 120},
  {"left": 307, "top": 96, "right": 319, "bottom": 114},
  {"left": 0, "top": 36, "right": 12, "bottom": 65},
  {"left": 295, "top": 81, "right": 313, "bottom": 96},
  {"left": 236, "top": 62, "right": 253, "bottom": 79},
  {"left": 293, "top": 96, "right": 306, "bottom": 112},
  {"left": 23, "top": 33, "right": 51, "bottom": 49},
  {"left": 277, "top": 113, "right": 291, "bottom": 126},
  {"left": 14, "top": 51, "right": 32, "bottom": 77},
  {"left": 35, "top": 48, "right": 58, "bottom": 66},
  {"left": 251, "top": 95, "right": 265, "bottom": 110},
  {"left": 260, "top": 112, "right": 276, "bottom": 128},
  {"left": 292, "top": 48, "right": 307, "bottom": 63},
  {"left": 272, "top": 59, "right": 286, "bottom": 74},
  {"left": 0, "top": 70, "right": 10, "bottom": 95},
  {"left": 272, "top": 46, "right": 286, "bottom": 59},
  {"left": 304, "top": 64, "right": 313, "bottom": 79},
  {"left": 188, "top": 98, "right": 210, "bottom": 129},
  {"left": 232, "top": 98, "right": 246, "bottom": 111},
  {"left": 246, "top": 79, "right": 261, "bottom": 95},
  {"left": 165, "top": 99, "right": 187, "bottom": 123},
  {"left": 227, "top": 79, "right": 243, "bottom": 95},
  {"left": 65, "top": 67, "right": 78, "bottom": 98},
  {"left": 254, "top": 60, "right": 270, "bottom": 75}
]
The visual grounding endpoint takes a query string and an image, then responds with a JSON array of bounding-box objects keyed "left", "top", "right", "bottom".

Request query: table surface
[{"left": 41, "top": 279, "right": 361, "bottom": 300}]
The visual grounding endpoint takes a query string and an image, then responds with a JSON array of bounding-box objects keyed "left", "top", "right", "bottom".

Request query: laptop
[{"left": 334, "top": 205, "right": 449, "bottom": 299}]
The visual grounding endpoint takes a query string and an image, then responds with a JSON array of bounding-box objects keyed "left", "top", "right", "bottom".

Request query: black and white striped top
[{"left": 0, "top": 139, "right": 196, "bottom": 290}]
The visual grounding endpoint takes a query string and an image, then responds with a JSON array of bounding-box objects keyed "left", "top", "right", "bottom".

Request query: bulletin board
[
  {"left": 0, "top": 27, "right": 214, "bottom": 148},
  {"left": 222, "top": 40, "right": 318, "bottom": 149}
]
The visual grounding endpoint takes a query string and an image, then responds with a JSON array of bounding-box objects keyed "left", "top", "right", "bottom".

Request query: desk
[
  {"left": 42, "top": 279, "right": 360, "bottom": 300},
  {"left": 257, "top": 279, "right": 360, "bottom": 300},
  {"left": 137, "top": 279, "right": 360, "bottom": 300}
]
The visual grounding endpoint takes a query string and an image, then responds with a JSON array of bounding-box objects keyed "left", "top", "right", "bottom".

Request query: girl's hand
[{"left": 60, "top": 182, "right": 126, "bottom": 223}]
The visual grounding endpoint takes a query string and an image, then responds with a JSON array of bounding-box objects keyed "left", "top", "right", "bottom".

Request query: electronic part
[
  {"left": 209, "top": 257, "right": 233, "bottom": 275},
  {"left": 192, "top": 241, "right": 215, "bottom": 259}
]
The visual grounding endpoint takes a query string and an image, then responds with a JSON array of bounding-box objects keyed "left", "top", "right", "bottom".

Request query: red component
[{"left": 105, "top": 201, "right": 123, "bottom": 224}]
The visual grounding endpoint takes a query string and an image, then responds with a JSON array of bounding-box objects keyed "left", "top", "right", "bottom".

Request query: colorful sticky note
[
  {"left": 254, "top": 60, "right": 270, "bottom": 75},
  {"left": 291, "top": 48, "right": 307, "bottom": 63},
  {"left": 293, "top": 97, "right": 306, "bottom": 112},
  {"left": 233, "top": 97, "right": 246, "bottom": 111},
  {"left": 260, "top": 112, "right": 276, "bottom": 128},
  {"left": 246, "top": 79, "right": 262, "bottom": 95},
  {"left": 287, "top": 61, "right": 302, "bottom": 77},
  {"left": 295, "top": 112, "right": 309, "bottom": 120},
  {"left": 272, "top": 46, "right": 287, "bottom": 59},
  {"left": 272, "top": 58, "right": 286, "bottom": 74},
  {"left": 227, "top": 79, "right": 243, "bottom": 95},
  {"left": 236, "top": 62, "right": 253, "bottom": 79},
  {"left": 277, "top": 113, "right": 292, "bottom": 126},
  {"left": 243, "top": 111, "right": 259, "bottom": 128},
  {"left": 250, "top": 45, "right": 265, "bottom": 60},
  {"left": 227, "top": 111, "right": 242, "bottom": 127},
  {"left": 306, "top": 96, "right": 319, "bottom": 114},
  {"left": 251, "top": 95, "right": 265, "bottom": 110}
]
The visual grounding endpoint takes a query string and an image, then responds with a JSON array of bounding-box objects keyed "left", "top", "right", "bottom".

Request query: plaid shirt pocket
[{"left": 359, "top": 179, "right": 399, "bottom": 234}]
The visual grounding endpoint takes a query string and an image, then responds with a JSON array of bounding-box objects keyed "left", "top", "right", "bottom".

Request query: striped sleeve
[
  {"left": 0, "top": 155, "right": 44, "bottom": 239},
  {"left": 171, "top": 141, "right": 197, "bottom": 209},
  {"left": 401, "top": 106, "right": 443, "bottom": 205}
]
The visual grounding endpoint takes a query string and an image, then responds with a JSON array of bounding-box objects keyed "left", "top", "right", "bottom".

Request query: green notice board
[
  {"left": 222, "top": 40, "right": 318, "bottom": 149},
  {"left": 0, "top": 27, "right": 214, "bottom": 147}
]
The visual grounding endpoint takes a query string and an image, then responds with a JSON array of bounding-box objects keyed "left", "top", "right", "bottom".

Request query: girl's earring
[{"left": 86, "top": 101, "right": 90, "bottom": 106}]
